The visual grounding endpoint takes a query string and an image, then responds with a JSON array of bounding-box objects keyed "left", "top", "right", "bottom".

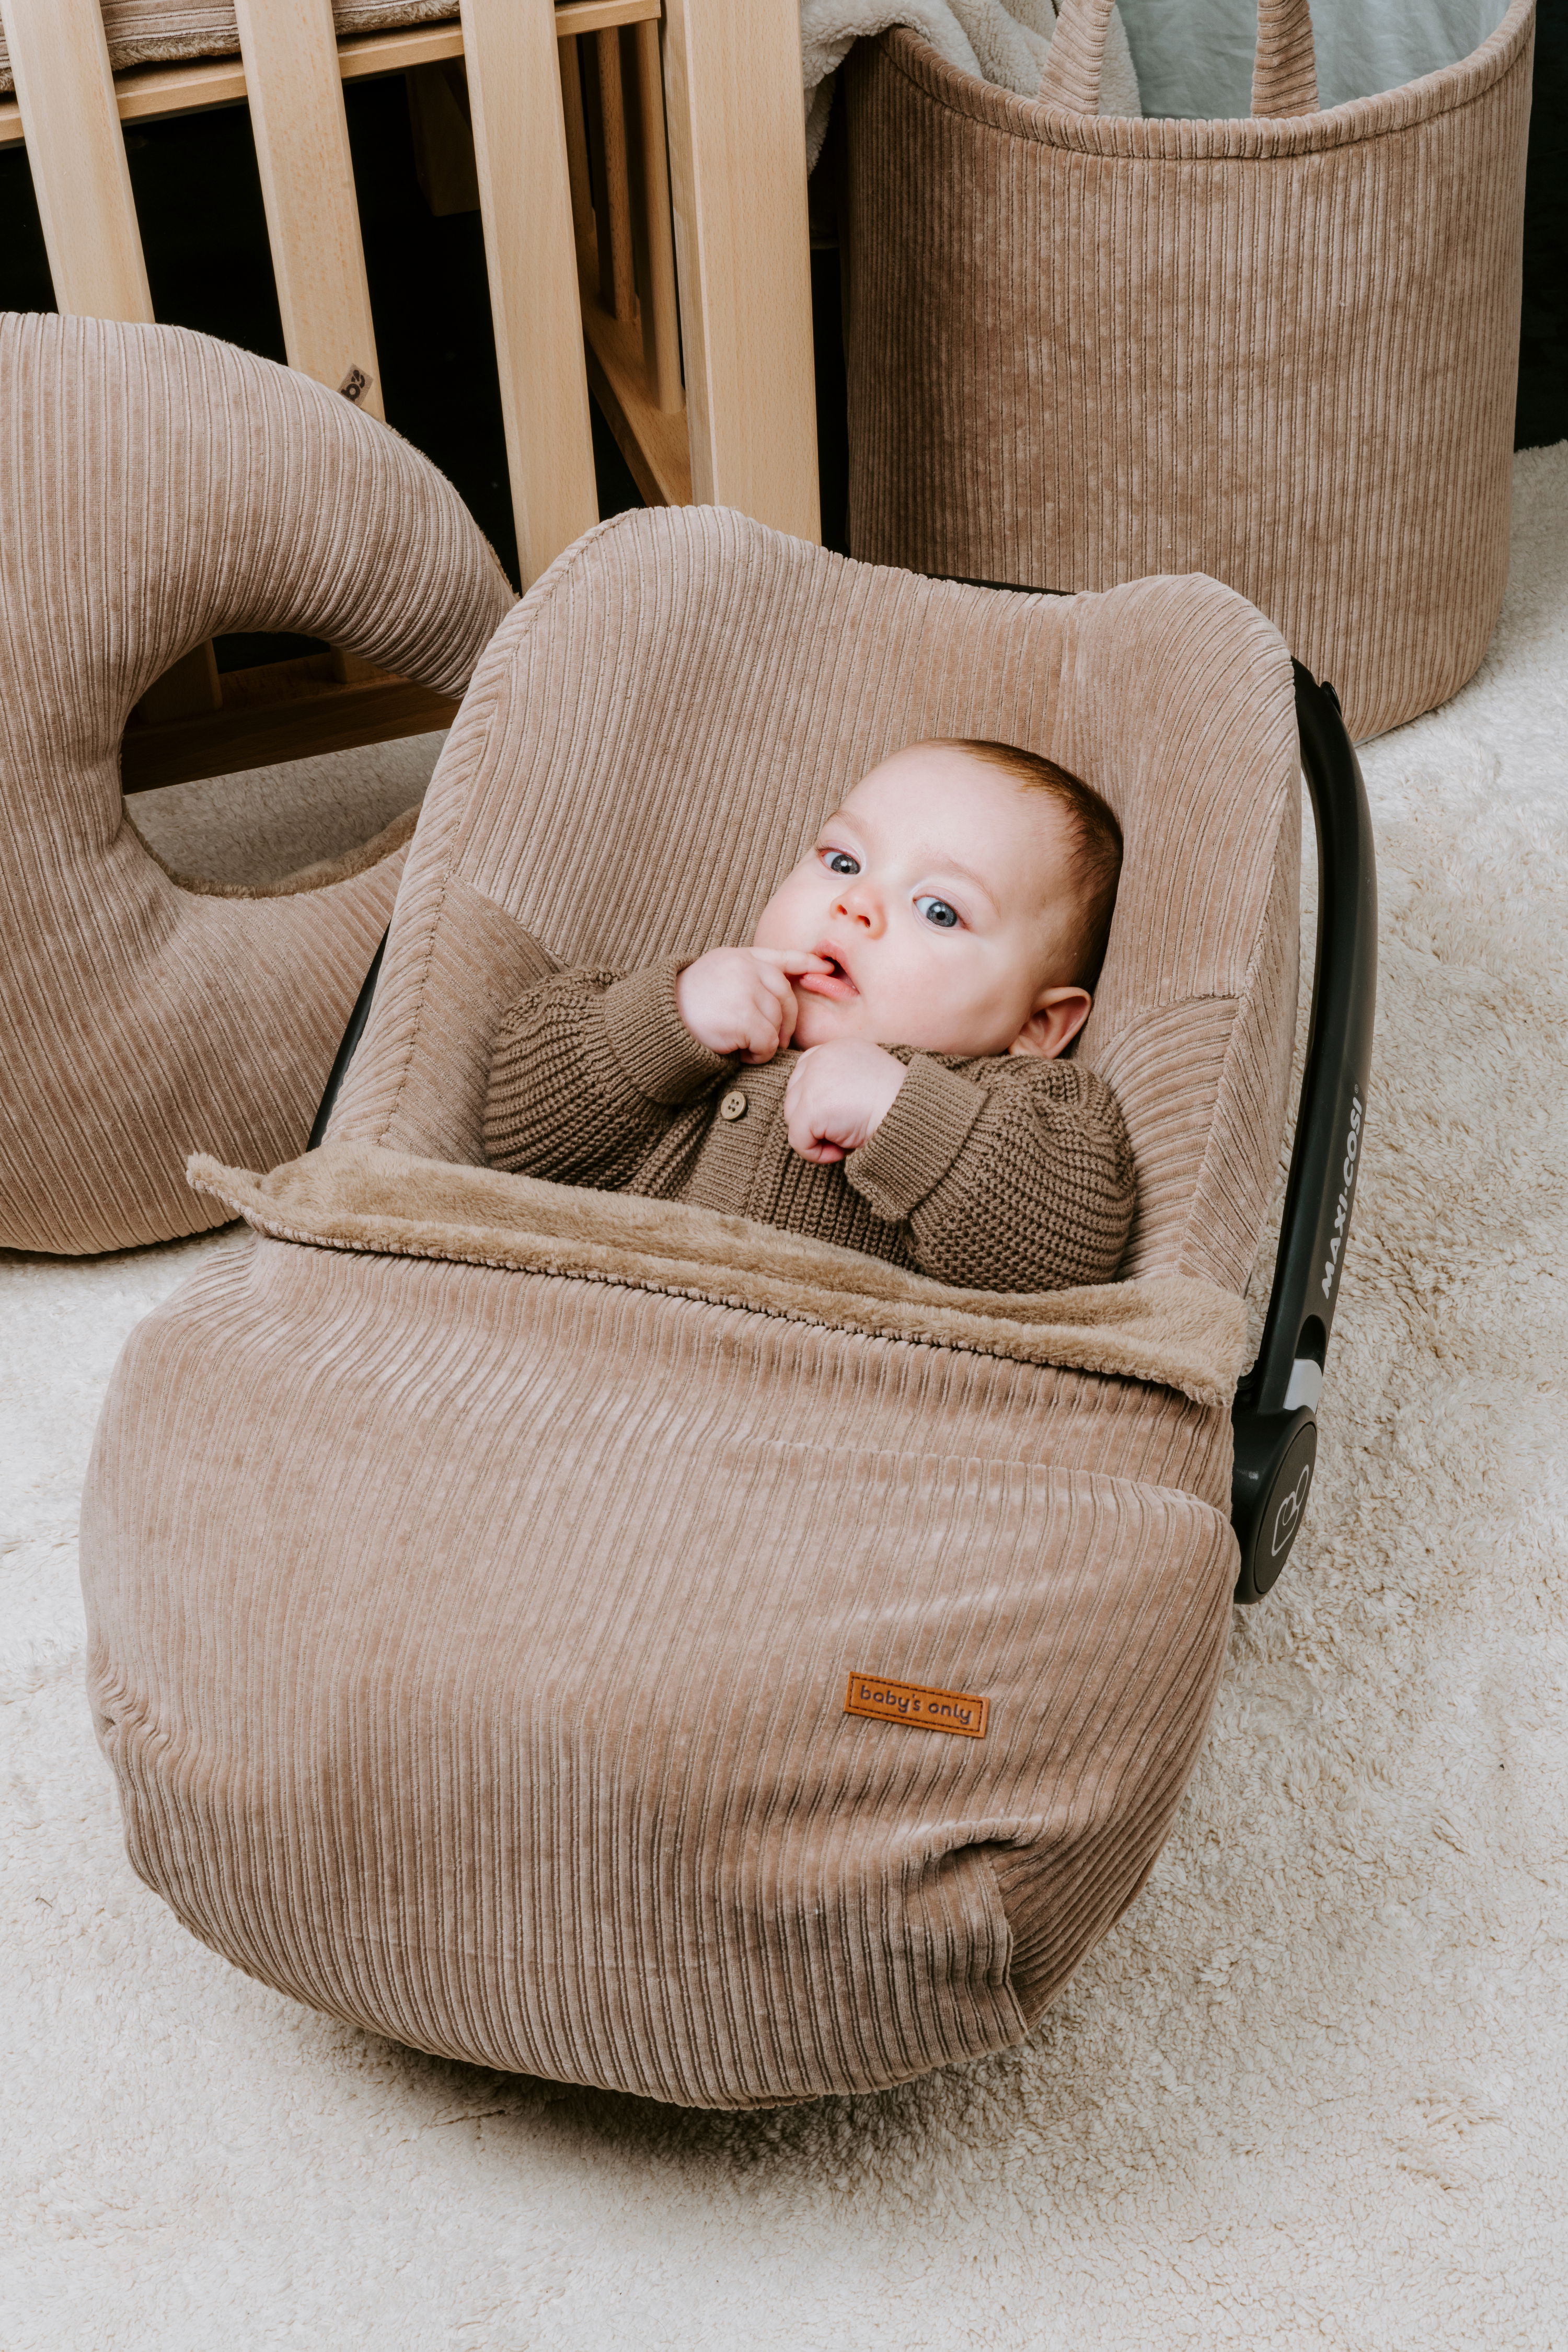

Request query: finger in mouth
[{"left": 799, "top": 949, "right": 857, "bottom": 999}]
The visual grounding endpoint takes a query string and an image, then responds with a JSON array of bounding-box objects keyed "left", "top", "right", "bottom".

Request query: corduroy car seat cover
[
  {"left": 82, "top": 507, "right": 1300, "bottom": 2107},
  {"left": 0, "top": 310, "right": 514, "bottom": 1254}
]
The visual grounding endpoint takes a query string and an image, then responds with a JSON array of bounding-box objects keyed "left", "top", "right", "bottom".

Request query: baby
[{"left": 483, "top": 739, "right": 1135, "bottom": 1293}]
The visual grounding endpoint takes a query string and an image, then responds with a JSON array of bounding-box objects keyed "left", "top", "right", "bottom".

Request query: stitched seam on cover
[
  {"left": 1088, "top": 988, "right": 1240, "bottom": 1056},
  {"left": 226, "top": 1213, "right": 1228, "bottom": 1397},
  {"left": 377, "top": 857, "right": 453, "bottom": 1145},
  {"left": 1177, "top": 805, "right": 1295, "bottom": 1272}
]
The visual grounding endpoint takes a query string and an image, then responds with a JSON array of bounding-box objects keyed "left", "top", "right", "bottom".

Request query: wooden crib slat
[
  {"left": 6, "top": 0, "right": 800, "bottom": 576},
  {"left": 459, "top": 0, "right": 598, "bottom": 586},
  {"left": 407, "top": 60, "right": 481, "bottom": 218},
  {"left": 593, "top": 31, "right": 638, "bottom": 324},
  {"left": 232, "top": 0, "right": 385, "bottom": 419},
  {"left": 661, "top": 0, "right": 819, "bottom": 539},
  {"left": 0, "top": 13, "right": 658, "bottom": 154},
  {"left": 4, "top": 0, "right": 153, "bottom": 322},
  {"left": 558, "top": 38, "right": 597, "bottom": 279},
  {"left": 632, "top": 19, "right": 683, "bottom": 414}
]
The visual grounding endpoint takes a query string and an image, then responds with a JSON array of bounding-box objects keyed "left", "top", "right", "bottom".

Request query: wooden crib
[{"left": 0, "top": 0, "right": 819, "bottom": 787}]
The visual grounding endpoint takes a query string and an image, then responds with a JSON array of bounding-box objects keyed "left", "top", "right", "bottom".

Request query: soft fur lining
[{"left": 188, "top": 1142, "right": 1246, "bottom": 1404}]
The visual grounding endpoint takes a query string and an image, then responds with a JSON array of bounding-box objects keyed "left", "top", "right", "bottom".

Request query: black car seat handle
[{"left": 1231, "top": 664, "right": 1378, "bottom": 1601}]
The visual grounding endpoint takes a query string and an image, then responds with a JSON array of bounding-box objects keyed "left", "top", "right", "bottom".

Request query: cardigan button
[{"left": 718, "top": 1089, "right": 748, "bottom": 1122}]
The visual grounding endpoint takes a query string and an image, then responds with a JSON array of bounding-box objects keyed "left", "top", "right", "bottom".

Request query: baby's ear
[{"left": 1010, "top": 986, "right": 1092, "bottom": 1061}]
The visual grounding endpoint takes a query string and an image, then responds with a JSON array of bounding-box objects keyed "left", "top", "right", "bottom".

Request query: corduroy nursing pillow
[
  {"left": 841, "top": 0, "right": 1534, "bottom": 741},
  {"left": 0, "top": 312, "right": 513, "bottom": 1254},
  {"left": 82, "top": 506, "right": 1301, "bottom": 2108}
]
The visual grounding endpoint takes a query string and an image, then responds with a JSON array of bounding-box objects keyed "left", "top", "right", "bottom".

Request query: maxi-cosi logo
[{"left": 1321, "top": 1091, "right": 1365, "bottom": 1300}]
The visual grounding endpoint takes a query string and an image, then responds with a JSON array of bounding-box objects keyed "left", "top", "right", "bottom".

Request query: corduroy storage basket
[{"left": 841, "top": 0, "right": 1534, "bottom": 741}]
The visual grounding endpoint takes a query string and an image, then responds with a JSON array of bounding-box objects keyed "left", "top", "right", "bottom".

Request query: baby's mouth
[{"left": 798, "top": 946, "right": 858, "bottom": 1000}]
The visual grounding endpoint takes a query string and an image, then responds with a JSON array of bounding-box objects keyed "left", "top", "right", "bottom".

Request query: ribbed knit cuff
[
  {"left": 847, "top": 1053, "right": 987, "bottom": 1220},
  {"left": 602, "top": 959, "right": 736, "bottom": 1106}
]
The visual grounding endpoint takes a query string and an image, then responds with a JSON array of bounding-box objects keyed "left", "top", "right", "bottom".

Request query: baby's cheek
[{"left": 751, "top": 869, "right": 816, "bottom": 950}]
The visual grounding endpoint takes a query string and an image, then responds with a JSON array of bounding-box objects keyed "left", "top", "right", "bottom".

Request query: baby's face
[{"left": 752, "top": 744, "right": 1086, "bottom": 1057}]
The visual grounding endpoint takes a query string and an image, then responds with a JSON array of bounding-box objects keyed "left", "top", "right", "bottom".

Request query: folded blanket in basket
[
  {"left": 803, "top": 0, "right": 1140, "bottom": 159},
  {"left": 188, "top": 1140, "right": 1245, "bottom": 1406}
]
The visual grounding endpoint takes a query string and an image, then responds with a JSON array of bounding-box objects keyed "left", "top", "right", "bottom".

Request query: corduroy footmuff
[
  {"left": 841, "top": 0, "right": 1534, "bottom": 741},
  {"left": 82, "top": 507, "right": 1300, "bottom": 2108},
  {"left": 0, "top": 313, "right": 514, "bottom": 1254}
]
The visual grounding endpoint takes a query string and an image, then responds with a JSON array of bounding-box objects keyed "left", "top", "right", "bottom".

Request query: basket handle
[{"left": 1039, "top": 0, "right": 1318, "bottom": 117}]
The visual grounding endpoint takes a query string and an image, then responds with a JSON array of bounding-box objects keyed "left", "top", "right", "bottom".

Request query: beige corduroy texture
[
  {"left": 80, "top": 506, "right": 1301, "bottom": 2108},
  {"left": 0, "top": 0, "right": 455, "bottom": 90},
  {"left": 0, "top": 312, "right": 514, "bottom": 1256},
  {"left": 187, "top": 1140, "right": 1248, "bottom": 1404},
  {"left": 841, "top": 0, "right": 1534, "bottom": 742}
]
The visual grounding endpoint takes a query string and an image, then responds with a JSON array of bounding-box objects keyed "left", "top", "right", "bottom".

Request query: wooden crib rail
[
  {"left": 460, "top": 0, "right": 599, "bottom": 573},
  {"left": 663, "top": 0, "right": 818, "bottom": 533},
  {"left": 230, "top": 0, "right": 386, "bottom": 423},
  {"left": 3, "top": 0, "right": 153, "bottom": 324},
  {"left": 563, "top": 15, "right": 688, "bottom": 504},
  {"left": 1, "top": 0, "right": 818, "bottom": 789},
  {"left": 2, "top": 0, "right": 605, "bottom": 578}
]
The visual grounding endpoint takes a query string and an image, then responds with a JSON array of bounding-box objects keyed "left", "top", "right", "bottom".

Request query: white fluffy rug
[
  {"left": 129, "top": 728, "right": 445, "bottom": 887},
  {"left": 4, "top": 452, "right": 1566, "bottom": 2348}
]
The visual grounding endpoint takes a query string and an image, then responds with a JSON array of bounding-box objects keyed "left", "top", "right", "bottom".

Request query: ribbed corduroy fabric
[
  {"left": 81, "top": 507, "right": 1300, "bottom": 2107},
  {"left": 841, "top": 0, "right": 1534, "bottom": 742},
  {"left": 187, "top": 1141, "right": 1247, "bottom": 1400},
  {"left": 0, "top": 0, "right": 455, "bottom": 90},
  {"left": 0, "top": 313, "right": 514, "bottom": 1254}
]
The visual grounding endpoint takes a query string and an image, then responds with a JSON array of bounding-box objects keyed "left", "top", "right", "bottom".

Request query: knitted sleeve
[
  {"left": 845, "top": 1051, "right": 1136, "bottom": 1293},
  {"left": 483, "top": 958, "right": 734, "bottom": 1185}
]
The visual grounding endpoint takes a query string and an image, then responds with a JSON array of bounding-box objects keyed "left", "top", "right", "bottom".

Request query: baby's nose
[{"left": 834, "top": 879, "right": 884, "bottom": 932}]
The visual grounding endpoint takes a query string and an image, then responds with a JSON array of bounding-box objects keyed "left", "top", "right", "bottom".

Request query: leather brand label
[{"left": 844, "top": 1672, "right": 989, "bottom": 1738}]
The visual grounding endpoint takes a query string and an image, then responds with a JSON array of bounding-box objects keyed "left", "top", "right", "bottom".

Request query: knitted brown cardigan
[{"left": 483, "top": 957, "right": 1135, "bottom": 1293}]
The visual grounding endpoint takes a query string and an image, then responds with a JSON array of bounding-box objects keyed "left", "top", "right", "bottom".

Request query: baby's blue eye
[
  {"left": 916, "top": 895, "right": 960, "bottom": 929},
  {"left": 823, "top": 850, "right": 859, "bottom": 876}
]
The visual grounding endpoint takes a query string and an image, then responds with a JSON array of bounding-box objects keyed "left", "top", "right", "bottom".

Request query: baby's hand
[
  {"left": 784, "top": 1041, "right": 906, "bottom": 1164},
  {"left": 676, "top": 948, "right": 831, "bottom": 1065}
]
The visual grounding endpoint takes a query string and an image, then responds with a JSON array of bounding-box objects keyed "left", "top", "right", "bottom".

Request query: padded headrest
[
  {"left": 0, "top": 312, "right": 514, "bottom": 1254},
  {"left": 335, "top": 505, "right": 1300, "bottom": 1289}
]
